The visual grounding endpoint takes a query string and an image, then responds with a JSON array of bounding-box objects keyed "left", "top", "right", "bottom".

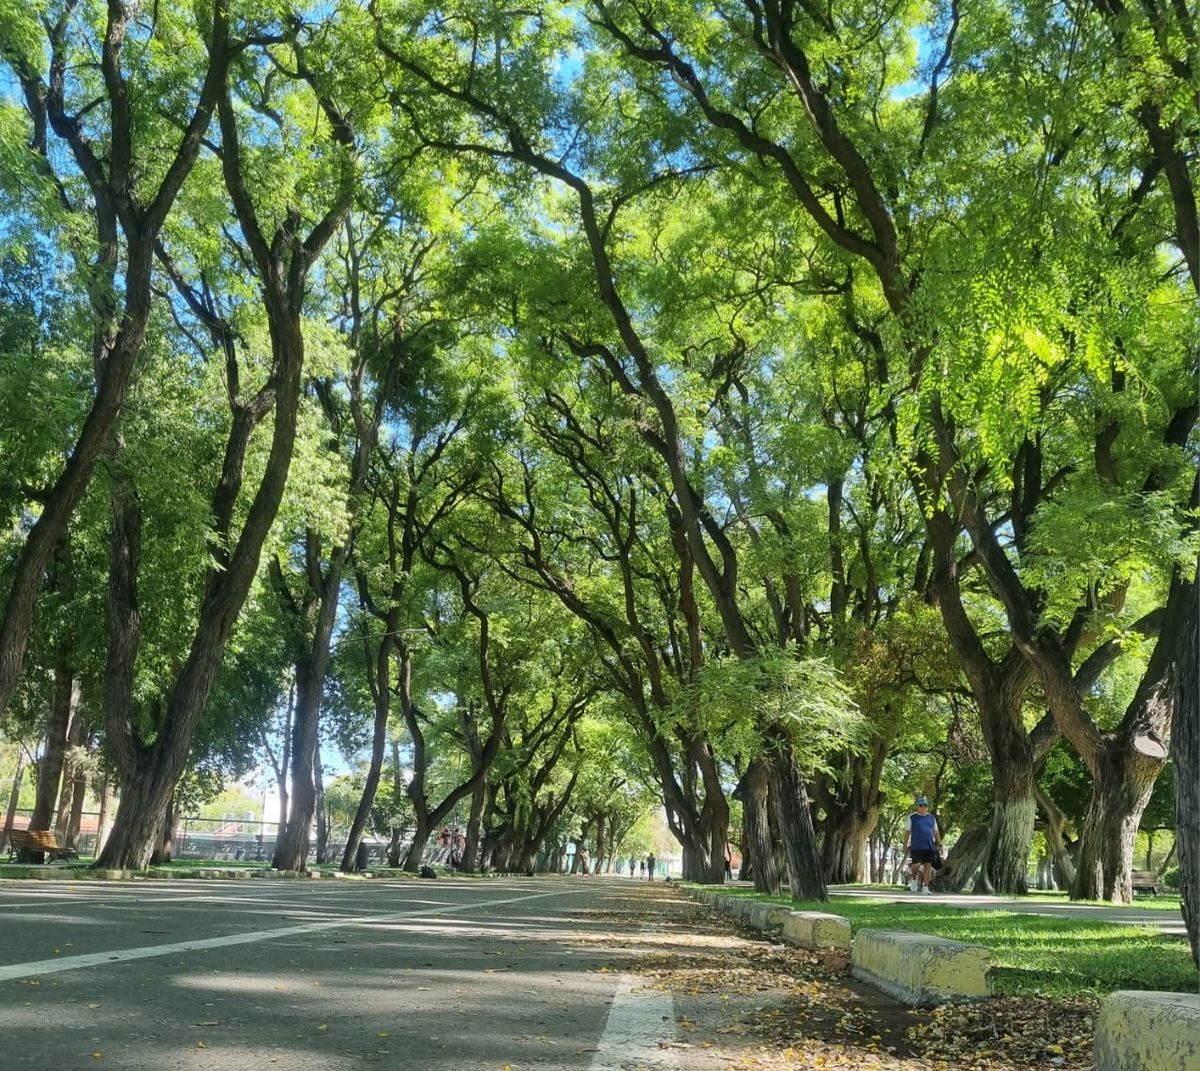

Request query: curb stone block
[
  {"left": 1094, "top": 990, "right": 1200, "bottom": 1071},
  {"left": 851, "top": 929, "right": 991, "bottom": 1006},
  {"left": 748, "top": 901, "right": 792, "bottom": 931},
  {"left": 730, "top": 897, "right": 755, "bottom": 920},
  {"left": 781, "top": 911, "right": 852, "bottom": 950}
]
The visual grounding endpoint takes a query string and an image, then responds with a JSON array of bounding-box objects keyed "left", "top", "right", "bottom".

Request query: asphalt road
[{"left": 0, "top": 875, "right": 680, "bottom": 1070}]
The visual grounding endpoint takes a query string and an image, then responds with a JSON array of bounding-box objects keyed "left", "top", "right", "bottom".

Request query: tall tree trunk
[
  {"left": 98, "top": 63, "right": 352, "bottom": 871},
  {"left": 277, "top": 683, "right": 294, "bottom": 831},
  {"left": 738, "top": 760, "right": 779, "bottom": 894},
  {"left": 63, "top": 747, "right": 88, "bottom": 851},
  {"left": 822, "top": 811, "right": 875, "bottom": 885},
  {"left": 929, "top": 517, "right": 1041, "bottom": 894},
  {"left": 1071, "top": 747, "right": 1163, "bottom": 901},
  {"left": 387, "top": 738, "right": 404, "bottom": 867},
  {"left": 313, "top": 741, "right": 328, "bottom": 865},
  {"left": 150, "top": 796, "right": 176, "bottom": 865},
  {"left": 930, "top": 821, "right": 990, "bottom": 892},
  {"left": 593, "top": 813, "right": 607, "bottom": 874},
  {"left": 1171, "top": 559, "right": 1198, "bottom": 964},
  {"left": 30, "top": 661, "right": 75, "bottom": 831},
  {"left": 272, "top": 536, "right": 342, "bottom": 872},
  {"left": 982, "top": 744, "right": 1037, "bottom": 895},
  {"left": 403, "top": 813, "right": 431, "bottom": 872},
  {"left": 771, "top": 746, "right": 827, "bottom": 902},
  {"left": 1035, "top": 785, "right": 1076, "bottom": 891},
  {"left": 95, "top": 773, "right": 113, "bottom": 858},
  {"left": 340, "top": 641, "right": 393, "bottom": 872},
  {"left": 54, "top": 704, "right": 85, "bottom": 836},
  {"left": 0, "top": 751, "right": 24, "bottom": 853},
  {"left": 462, "top": 780, "right": 486, "bottom": 873}
]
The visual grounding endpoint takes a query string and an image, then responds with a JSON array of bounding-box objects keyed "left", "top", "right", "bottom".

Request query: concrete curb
[
  {"left": 781, "top": 910, "right": 852, "bottom": 950},
  {"left": 851, "top": 928, "right": 992, "bottom": 1006},
  {"left": 679, "top": 887, "right": 1000, "bottom": 1008},
  {"left": 1094, "top": 990, "right": 1200, "bottom": 1070}
]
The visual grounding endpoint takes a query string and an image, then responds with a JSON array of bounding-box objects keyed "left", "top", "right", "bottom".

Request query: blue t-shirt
[{"left": 910, "top": 812, "right": 937, "bottom": 851}]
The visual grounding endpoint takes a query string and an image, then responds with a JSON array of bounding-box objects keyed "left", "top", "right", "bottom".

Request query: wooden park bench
[
  {"left": 5, "top": 828, "right": 78, "bottom": 863},
  {"left": 1130, "top": 869, "right": 1159, "bottom": 895}
]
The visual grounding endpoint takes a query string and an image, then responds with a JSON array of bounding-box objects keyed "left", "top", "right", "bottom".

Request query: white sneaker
[
  {"left": 909, "top": 879, "right": 919, "bottom": 892},
  {"left": 921, "top": 886, "right": 932, "bottom": 895}
]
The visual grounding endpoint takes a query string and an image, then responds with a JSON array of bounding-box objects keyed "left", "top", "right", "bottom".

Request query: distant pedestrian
[
  {"left": 647, "top": 851, "right": 656, "bottom": 881},
  {"left": 724, "top": 843, "right": 733, "bottom": 881},
  {"left": 903, "top": 796, "right": 942, "bottom": 896},
  {"left": 639, "top": 858, "right": 646, "bottom": 877},
  {"left": 629, "top": 858, "right": 636, "bottom": 877}
]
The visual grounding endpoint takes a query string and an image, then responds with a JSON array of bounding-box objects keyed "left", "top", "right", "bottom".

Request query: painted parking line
[{"left": 0, "top": 887, "right": 570, "bottom": 983}]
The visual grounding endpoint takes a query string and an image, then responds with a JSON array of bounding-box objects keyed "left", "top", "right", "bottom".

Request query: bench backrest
[
  {"left": 9, "top": 828, "right": 63, "bottom": 851},
  {"left": 1130, "top": 869, "right": 1158, "bottom": 882}
]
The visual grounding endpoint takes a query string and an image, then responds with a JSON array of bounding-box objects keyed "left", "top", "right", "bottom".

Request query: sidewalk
[{"left": 827, "top": 884, "right": 1187, "bottom": 936}]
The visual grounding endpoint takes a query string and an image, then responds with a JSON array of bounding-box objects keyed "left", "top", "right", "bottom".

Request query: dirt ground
[{"left": 567, "top": 883, "right": 1097, "bottom": 1071}]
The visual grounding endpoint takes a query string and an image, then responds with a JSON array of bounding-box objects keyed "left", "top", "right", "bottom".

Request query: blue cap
[{"left": 916, "top": 796, "right": 929, "bottom": 806}]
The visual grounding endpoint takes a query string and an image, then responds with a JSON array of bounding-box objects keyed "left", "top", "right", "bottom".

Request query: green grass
[
  {"left": 695, "top": 885, "right": 1197, "bottom": 999},
  {"left": 838, "top": 882, "right": 1183, "bottom": 910}
]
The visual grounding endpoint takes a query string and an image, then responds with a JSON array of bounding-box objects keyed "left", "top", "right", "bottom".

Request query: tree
[
  {"left": 0, "top": 1, "right": 232, "bottom": 723},
  {"left": 97, "top": 15, "right": 360, "bottom": 868}
]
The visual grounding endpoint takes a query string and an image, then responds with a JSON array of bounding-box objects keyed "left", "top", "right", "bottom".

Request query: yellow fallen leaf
[
  {"left": 91, "top": 1054, "right": 102, "bottom": 1060},
  {"left": 377, "top": 1032, "right": 389, "bottom": 1038},
  {"left": 317, "top": 1024, "right": 328, "bottom": 1032},
  {"left": 87, "top": 1003, "right": 100, "bottom": 1009},
  {"left": 196, "top": 1041, "right": 206, "bottom": 1049}
]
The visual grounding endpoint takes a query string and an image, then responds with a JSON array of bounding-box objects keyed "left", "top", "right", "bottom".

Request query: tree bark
[
  {"left": 31, "top": 660, "right": 76, "bottom": 832},
  {"left": 63, "top": 744, "right": 88, "bottom": 851},
  {"left": 272, "top": 538, "right": 342, "bottom": 871},
  {"left": 930, "top": 821, "right": 990, "bottom": 892},
  {"left": 738, "top": 760, "right": 779, "bottom": 894},
  {"left": 403, "top": 813, "right": 432, "bottom": 872},
  {"left": 0, "top": 751, "right": 24, "bottom": 854},
  {"left": 340, "top": 640, "right": 393, "bottom": 873},
  {"left": 1071, "top": 745, "right": 1163, "bottom": 901},
  {"left": 1171, "top": 560, "right": 1198, "bottom": 964},
  {"left": 461, "top": 780, "right": 486, "bottom": 873},
  {"left": 95, "top": 773, "right": 113, "bottom": 858},
  {"left": 150, "top": 796, "right": 176, "bottom": 865},
  {"left": 771, "top": 746, "right": 827, "bottom": 901},
  {"left": 54, "top": 703, "right": 86, "bottom": 836},
  {"left": 1035, "top": 785, "right": 1076, "bottom": 891},
  {"left": 313, "top": 741, "right": 328, "bottom": 865}
]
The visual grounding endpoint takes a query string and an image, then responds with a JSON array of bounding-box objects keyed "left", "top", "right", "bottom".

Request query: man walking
[
  {"left": 646, "top": 851, "right": 656, "bottom": 881},
  {"left": 903, "top": 796, "right": 942, "bottom": 895}
]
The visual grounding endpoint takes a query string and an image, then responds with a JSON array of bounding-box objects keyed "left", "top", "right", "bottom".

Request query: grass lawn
[
  {"left": 841, "top": 882, "right": 1184, "bottom": 910},
  {"left": 696, "top": 885, "right": 1198, "bottom": 999}
]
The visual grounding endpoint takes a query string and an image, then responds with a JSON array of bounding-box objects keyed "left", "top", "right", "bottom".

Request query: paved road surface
[{"left": 0, "top": 876, "right": 680, "bottom": 1070}]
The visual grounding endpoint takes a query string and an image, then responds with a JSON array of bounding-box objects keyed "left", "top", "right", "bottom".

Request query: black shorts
[{"left": 911, "top": 848, "right": 937, "bottom": 864}]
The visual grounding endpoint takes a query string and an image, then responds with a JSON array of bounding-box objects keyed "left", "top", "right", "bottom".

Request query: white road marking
[
  {"left": 0, "top": 888, "right": 567, "bottom": 983},
  {"left": 589, "top": 973, "right": 678, "bottom": 1071}
]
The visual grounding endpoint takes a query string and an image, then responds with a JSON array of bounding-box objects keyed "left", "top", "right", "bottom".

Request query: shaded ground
[{"left": 575, "top": 882, "right": 1098, "bottom": 1070}]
